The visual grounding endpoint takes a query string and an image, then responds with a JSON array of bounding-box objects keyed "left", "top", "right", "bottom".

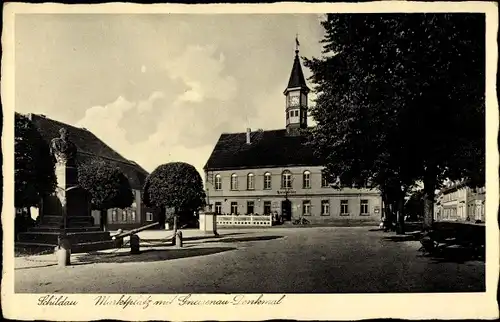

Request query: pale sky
[{"left": 15, "top": 14, "right": 325, "bottom": 176}]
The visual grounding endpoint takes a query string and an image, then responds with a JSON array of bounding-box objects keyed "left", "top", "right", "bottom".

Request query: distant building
[
  {"left": 203, "top": 46, "right": 382, "bottom": 224},
  {"left": 434, "top": 181, "right": 485, "bottom": 223},
  {"left": 18, "top": 113, "right": 159, "bottom": 230}
]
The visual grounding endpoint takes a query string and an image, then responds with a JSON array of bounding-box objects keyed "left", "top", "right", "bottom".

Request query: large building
[
  {"left": 203, "top": 47, "right": 382, "bottom": 224},
  {"left": 19, "top": 113, "right": 159, "bottom": 230},
  {"left": 434, "top": 181, "right": 485, "bottom": 223}
]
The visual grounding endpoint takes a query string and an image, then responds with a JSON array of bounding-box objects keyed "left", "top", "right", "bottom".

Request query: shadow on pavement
[
  {"left": 419, "top": 247, "right": 485, "bottom": 264},
  {"left": 202, "top": 235, "right": 284, "bottom": 244},
  {"left": 184, "top": 232, "right": 246, "bottom": 242},
  {"left": 74, "top": 247, "right": 236, "bottom": 265},
  {"left": 382, "top": 232, "right": 423, "bottom": 242}
]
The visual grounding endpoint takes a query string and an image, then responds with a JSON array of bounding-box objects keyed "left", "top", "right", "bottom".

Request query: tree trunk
[
  {"left": 395, "top": 193, "right": 405, "bottom": 235},
  {"left": 100, "top": 209, "right": 107, "bottom": 231},
  {"left": 382, "top": 190, "right": 391, "bottom": 231},
  {"left": 172, "top": 211, "right": 178, "bottom": 246},
  {"left": 423, "top": 173, "right": 436, "bottom": 231}
]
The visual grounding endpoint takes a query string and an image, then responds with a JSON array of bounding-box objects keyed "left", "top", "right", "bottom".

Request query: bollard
[
  {"left": 130, "top": 234, "right": 140, "bottom": 254},
  {"left": 56, "top": 236, "right": 71, "bottom": 267},
  {"left": 175, "top": 230, "right": 183, "bottom": 248}
]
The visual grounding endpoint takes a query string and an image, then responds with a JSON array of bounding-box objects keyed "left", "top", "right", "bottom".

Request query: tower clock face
[{"left": 290, "top": 96, "right": 299, "bottom": 106}]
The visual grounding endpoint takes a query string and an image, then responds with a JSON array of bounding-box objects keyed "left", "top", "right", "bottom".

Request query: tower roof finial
[{"left": 295, "top": 33, "right": 300, "bottom": 55}]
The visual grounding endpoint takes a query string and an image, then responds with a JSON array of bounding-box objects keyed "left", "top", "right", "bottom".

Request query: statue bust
[{"left": 50, "top": 128, "right": 77, "bottom": 164}]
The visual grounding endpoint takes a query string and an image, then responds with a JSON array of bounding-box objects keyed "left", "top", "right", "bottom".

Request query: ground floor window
[
  {"left": 131, "top": 210, "right": 136, "bottom": 222},
  {"left": 340, "top": 200, "right": 349, "bottom": 215},
  {"left": 247, "top": 201, "right": 255, "bottom": 214},
  {"left": 321, "top": 200, "right": 330, "bottom": 216},
  {"left": 111, "top": 210, "right": 118, "bottom": 222},
  {"left": 215, "top": 202, "right": 222, "bottom": 214},
  {"left": 146, "top": 212, "right": 153, "bottom": 222},
  {"left": 360, "top": 199, "right": 369, "bottom": 215},
  {"left": 263, "top": 201, "right": 272, "bottom": 215},
  {"left": 303, "top": 200, "right": 311, "bottom": 216},
  {"left": 231, "top": 202, "right": 238, "bottom": 215}
]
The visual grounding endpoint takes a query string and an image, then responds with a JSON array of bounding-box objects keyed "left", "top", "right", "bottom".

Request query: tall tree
[
  {"left": 78, "top": 158, "right": 134, "bottom": 231},
  {"left": 143, "top": 162, "right": 206, "bottom": 243},
  {"left": 15, "top": 113, "right": 57, "bottom": 209},
  {"left": 305, "top": 14, "right": 485, "bottom": 230}
]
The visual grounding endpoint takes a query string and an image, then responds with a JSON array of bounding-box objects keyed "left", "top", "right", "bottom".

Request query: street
[{"left": 15, "top": 227, "right": 485, "bottom": 293}]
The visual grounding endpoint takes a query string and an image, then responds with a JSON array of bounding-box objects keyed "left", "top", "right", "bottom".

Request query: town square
[{"left": 6, "top": 5, "right": 493, "bottom": 314}]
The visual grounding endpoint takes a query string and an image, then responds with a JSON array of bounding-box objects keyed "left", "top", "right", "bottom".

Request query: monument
[{"left": 16, "top": 128, "right": 115, "bottom": 254}]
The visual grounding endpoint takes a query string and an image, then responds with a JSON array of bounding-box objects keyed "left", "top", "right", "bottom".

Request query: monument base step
[
  {"left": 17, "top": 230, "right": 111, "bottom": 245},
  {"left": 15, "top": 240, "right": 119, "bottom": 255},
  {"left": 29, "top": 226, "right": 102, "bottom": 233}
]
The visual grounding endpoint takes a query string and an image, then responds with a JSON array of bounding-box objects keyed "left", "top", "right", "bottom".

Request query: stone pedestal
[{"left": 199, "top": 210, "right": 218, "bottom": 236}]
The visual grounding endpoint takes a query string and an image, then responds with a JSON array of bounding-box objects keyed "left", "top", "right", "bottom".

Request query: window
[
  {"left": 282, "top": 170, "right": 292, "bottom": 189},
  {"left": 231, "top": 173, "right": 238, "bottom": 190},
  {"left": 247, "top": 173, "right": 255, "bottom": 190},
  {"left": 231, "top": 202, "right": 238, "bottom": 215},
  {"left": 111, "top": 210, "right": 118, "bottom": 222},
  {"left": 295, "top": 110, "right": 299, "bottom": 117},
  {"left": 121, "top": 210, "right": 127, "bottom": 222},
  {"left": 360, "top": 200, "right": 369, "bottom": 215},
  {"left": 340, "top": 200, "right": 349, "bottom": 215},
  {"left": 247, "top": 201, "right": 255, "bottom": 214},
  {"left": 131, "top": 210, "right": 136, "bottom": 222},
  {"left": 321, "top": 200, "right": 330, "bottom": 216},
  {"left": 321, "top": 171, "right": 329, "bottom": 187},
  {"left": 215, "top": 174, "right": 222, "bottom": 190},
  {"left": 303, "top": 200, "right": 311, "bottom": 216},
  {"left": 264, "top": 201, "right": 272, "bottom": 215},
  {"left": 264, "top": 172, "right": 272, "bottom": 190},
  {"left": 146, "top": 212, "right": 153, "bottom": 222},
  {"left": 215, "top": 202, "right": 222, "bottom": 214},
  {"left": 303, "top": 170, "right": 311, "bottom": 189}
]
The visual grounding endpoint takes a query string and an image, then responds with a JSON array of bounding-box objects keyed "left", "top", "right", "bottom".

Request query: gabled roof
[
  {"left": 203, "top": 128, "right": 323, "bottom": 171},
  {"left": 22, "top": 113, "right": 148, "bottom": 190},
  {"left": 285, "top": 51, "right": 309, "bottom": 92}
]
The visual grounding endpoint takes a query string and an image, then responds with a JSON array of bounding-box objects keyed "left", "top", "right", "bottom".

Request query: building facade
[
  {"left": 21, "top": 113, "right": 159, "bottom": 230},
  {"left": 435, "top": 182, "right": 485, "bottom": 223},
  {"left": 203, "top": 46, "right": 382, "bottom": 225}
]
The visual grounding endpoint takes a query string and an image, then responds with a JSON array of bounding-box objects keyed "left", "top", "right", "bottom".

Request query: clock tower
[{"left": 284, "top": 39, "right": 310, "bottom": 135}]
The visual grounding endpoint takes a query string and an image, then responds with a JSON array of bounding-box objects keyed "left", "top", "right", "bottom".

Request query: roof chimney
[{"left": 246, "top": 128, "right": 251, "bottom": 144}]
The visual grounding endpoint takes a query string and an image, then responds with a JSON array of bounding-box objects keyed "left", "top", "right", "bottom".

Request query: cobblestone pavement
[{"left": 14, "top": 227, "right": 485, "bottom": 293}]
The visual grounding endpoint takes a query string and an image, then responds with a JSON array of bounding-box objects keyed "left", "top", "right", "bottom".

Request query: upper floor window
[
  {"left": 264, "top": 172, "right": 272, "bottom": 190},
  {"left": 303, "top": 170, "right": 311, "bottom": 189},
  {"left": 247, "top": 173, "right": 255, "bottom": 190},
  {"left": 282, "top": 170, "right": 292, "bottom": 189},
  {"left": 231, "top": 174, "right": 238, "bottom": 190},
  {"left": 214, "top": 174, "right": 222, "bottom": 190},
  {"left": 321, "top": 171, "right": 330, "bottom": 188}
]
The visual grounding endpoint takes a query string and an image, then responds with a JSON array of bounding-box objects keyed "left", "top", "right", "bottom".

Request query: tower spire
[{"left": 295, "top": 33, "right": 300, "bottom": 55}]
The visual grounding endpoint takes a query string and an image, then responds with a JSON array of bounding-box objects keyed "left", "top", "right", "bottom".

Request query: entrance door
[{"left": 281, "top": 199, "right": 292, "bottom": 221}]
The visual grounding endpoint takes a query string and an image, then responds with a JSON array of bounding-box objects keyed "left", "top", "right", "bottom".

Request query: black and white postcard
[{"left": 2, "top": 2, "right": 499, "bottom": 321}]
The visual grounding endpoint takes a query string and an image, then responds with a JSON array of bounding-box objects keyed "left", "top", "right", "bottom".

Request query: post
[
  {"left": 130, "top": 234, "right": 140, "bottom": 254},
  {"left": 56, "top": 234, "right": 71, "bottom": 267},
  {"left": 175, "top": 230, "right": 183, "bottom": 248}
]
